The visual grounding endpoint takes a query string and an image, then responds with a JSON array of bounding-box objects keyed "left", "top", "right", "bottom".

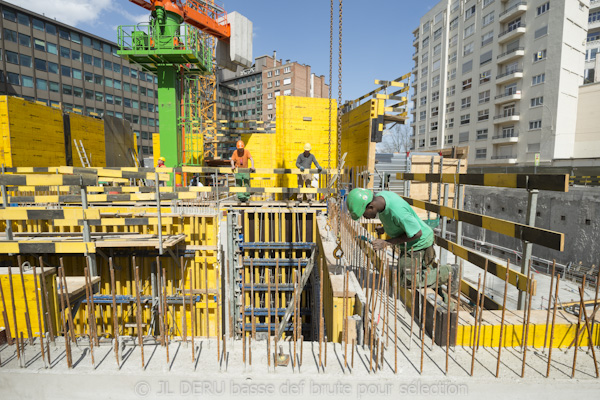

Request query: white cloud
[{"left": 6, "top": 0, "right": 112, "bottom": 26}]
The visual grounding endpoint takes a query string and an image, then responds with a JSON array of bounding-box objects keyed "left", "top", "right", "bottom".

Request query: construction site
[{"left": 0, "top": 1, "right": 599, "bottom": 399}]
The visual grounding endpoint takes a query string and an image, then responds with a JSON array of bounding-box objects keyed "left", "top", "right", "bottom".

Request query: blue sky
[{"left": 6, "top": 0, "right": 441, "bottom": 101}]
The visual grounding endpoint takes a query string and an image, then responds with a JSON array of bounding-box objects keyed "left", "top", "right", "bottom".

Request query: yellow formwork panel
[
  {"left": 0, "top": 96, "right": 65, "bottom": 167},
  {"left": 70, "top": 113, "right": 106, "bottom": 167},
  {"left": 0, "top": 267, "right": 59, "bottom": 340},
  {"left": 152, "top": 133, "right": 160, "bottom": 167},
  {"left": 241, "top": 133, "right": 277, "bottom": 194},
  {"left": 341, "top": 99, "right": 377, "bottom": 171}
]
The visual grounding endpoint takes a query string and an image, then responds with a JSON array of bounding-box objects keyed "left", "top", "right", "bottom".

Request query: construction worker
[
  {"left": 230, "top": 140, "right": 255, "bottom": 202},
  {"left": 346, "top": 188, "right": 440, "bottom": 288},
  {"left": 295, "top": 143, "right": 322, "bottom": 202},
  {"left": 157, "top": 156, "right": 166, "bottom": 168}
]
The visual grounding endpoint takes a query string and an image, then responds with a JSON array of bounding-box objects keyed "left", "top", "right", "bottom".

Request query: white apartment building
[
  {"left": 410, "top": 0, "right": 589, "bottom": 167},
  {"left": 586, "top": 0, "right": 600, "bottom": 82}
]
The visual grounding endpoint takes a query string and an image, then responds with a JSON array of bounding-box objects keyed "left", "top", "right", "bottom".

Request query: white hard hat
[{"left": 304, "top": 143, "right": 311, "bottom": 151}]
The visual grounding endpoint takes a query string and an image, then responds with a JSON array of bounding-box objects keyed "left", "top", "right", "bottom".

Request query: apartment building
[
  {"left": 216, "top": 53, "right": 328, "bottom": 158},
  {"left": 586, "top": 0, "right": 600, "bottom": 82},
  {"left": 410, "top": 0, "right": 588, "bottom": 167},
  {"left": 0, "top": 1, "right": 159, "bottom": 157}
]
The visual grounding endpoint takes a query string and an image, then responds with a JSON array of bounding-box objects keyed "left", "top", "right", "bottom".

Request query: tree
[{"left": 378, "top": 124, "right": 412, "bottom": 154}]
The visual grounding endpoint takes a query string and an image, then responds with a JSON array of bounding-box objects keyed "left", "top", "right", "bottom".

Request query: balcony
[
  {"left": 491, "top": 155, "right": 518, "bottom": 164},
  {"left": 590, "top": 20, "right": 600, "bottom": 30},
  {"left": 498, "top": 24, "right": 526, "bottom": 44},
  {"left": 492, "top": 131, "right": 519, "bottom": 144},
  {"left": 413, "top": 36, "right": 420, "bottom": 44},
  {"left": 592, "top": 0, "right": 600, "bottom": 10},
  {"left": 499, "top": 2, "right": 528, "bottom": 23},
  {"left": 493, "top": 112, "right": 520, "bottom": 124},
  {"left": 412, "top": 50, "right": 419, "bottom": 60},
  {"left": 497, "top": 47, "right": 525, "bottom": 64},
  {"left": 494, "top": 90, "right": 522, "bottom": 104},
  {"left": 496, "top": 68, "right": 523, "bottom": 85}
]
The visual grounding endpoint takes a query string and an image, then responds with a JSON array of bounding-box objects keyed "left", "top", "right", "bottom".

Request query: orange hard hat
[{"left": 236, "top": 140, "right": 245, "bottom": 149}]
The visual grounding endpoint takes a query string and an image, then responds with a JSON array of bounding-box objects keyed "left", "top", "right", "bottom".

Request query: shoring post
[{"left": 518, "top": 189, "right": 538, "bottom": 310}]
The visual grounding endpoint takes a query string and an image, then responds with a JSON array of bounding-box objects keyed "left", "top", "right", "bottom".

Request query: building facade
[
  {"left": 410, "top": 0, "right": 589, "bottom": 167},
  {"left": 586, "top": 0, "right": 600, "bottom": 82},
  {"left": 0, "top": 1, "right": 159, "bottom": 158},
  {"left": 216, "top": 52, "right": 328, "bottom": 157}
]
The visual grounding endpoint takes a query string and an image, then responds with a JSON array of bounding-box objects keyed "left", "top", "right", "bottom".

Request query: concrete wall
[
  {"left": 574, "top": 81, "right": 600, "bottom": 158},
  {"left": 449, "top": 185, "right": 600, "bottom": 267}
]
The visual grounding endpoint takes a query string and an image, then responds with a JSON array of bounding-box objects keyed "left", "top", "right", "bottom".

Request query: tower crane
[{"left": 117, "top": 0, "right": 251, "bottom": 175}]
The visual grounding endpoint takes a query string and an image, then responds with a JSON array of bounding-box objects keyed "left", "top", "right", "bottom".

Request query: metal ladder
[{"left": 73, "top": 139, "right": 91, "bottom": 167}]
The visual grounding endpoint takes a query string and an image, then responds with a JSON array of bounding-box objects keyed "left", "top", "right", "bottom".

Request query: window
[
  {"left": 480, "top": 70, "right": 491, "bottom": 84},
  {"left": 130, "top": 69, "right": 138, "bottom": 79},
  {"left": 431, "top": 121, "right": 438, "bottom": 131},
  {"left": 430, "top": 137, "right": 438, "bottom": 146},
  {"left": 434, "top": 27, "right": 442, "bottom": 41},
  {"left": 123, "top": 66, "right": 130, "bottom": 76},
  {"left": 446, "top": 102, "right": 455, "bottom": 113},
  {"left": 503, "top": 104, "right": 516, "bottom": 117},
  {"left": 283, "top": 78, "right": 291, "bottom": 85},
  {"left": 420, "top": 96, "right": 427, "bottom": 106},
  {"left": 475, "top": 148, "right": 487, "bottom": 159},
  {"left": 421, "top": 66, "right": 428, "bottom": 76},
  {"left": 477, "top": 129, "right": 488, "bottom": 140},
  {"left": 446, "top": 118, "right": 454, "bottom": 128},
  {"left": 36, "top": 78, "right": 48, "bottom": 91},
  {"left": 462, "top": 78, "right": 472, "bottom": 91},
  {"left": 533, "top": 49, "right": 547, "bottom": 62},
  {"left": 465, "top": 5, "right": 476, "bottom": 20},
  {"left": 113, "top": 63, "right": 121, "bottom": 74},
  {"left": 482, "top": 31, "right": 494, "bottom": 47},
  {"left": 275, "top": 69, "right": 280, "bottom": 76},
  {"left": 431, "top": 106, "right": 439, "bottom": 117},
  {"left": 114, "top": 80, "right": 122, "bottom": 90},
  {"left": 7, "top": 72, "right": 20, "bottom": 85},
  {"left": 6, "top": 51, "right": 19, "bottom": 65},
  {"left": 47, "top": 43, "right": 57, "bottom": 55},
  {"left": 83, "top": 53, "right": 92, "bottom": 65},
  {"left": 448, "top": 68, "right": 456, "bottom": 80},
  {"left": 534, "top": 26, "right": 548, "bottom": 39},
  {"left": 114, "top": 96, "right": 122, "bottom": 106},
  {"left": 446, "top": 135, "right": 454, "bottom": 144},
  {"left": 3, "top": 8, "right": 16, "bottom": 22},
  {"left": 22, "top": 75, "right": 34, "bottom": 88},
  {"left": 460, "top": 114, "right": 470, "bottom": 125},
  {"left": 104, "top": 60, "right": 112, "bottom": 70},
  {"left": 60, "top": 46, "right": 70, "bottom": 58},
  {"left": 422, "top": 51, "right": 429, "bottom": 63},
  {"left": 46, "top": 23, "right": 56, "bottom": 35},
  {"left": 532, "top": 73, "right": 546, "bottom": 85},
  {"left": 478, "top": 109, "right": 490, "bottom": 121},
  {"left": 93, "top": 57, "right": 102, "bottom": 68},
  {"left": 433, "top": 43, "right": 441, "bottom": 57},
  {"left": 435, "top": 11, "right": 444, "bottom": 25},
  {"left": 72, "top": 32, "right": 81, "bottom": 44},
  {"left": 483, "top": 0, "right": 495, "bottom": 7},
  {"left": 462, "top": 60, "right": 473, "bottom": 74},
  {"left": 72, "top": 69, "right": 82, "bottom": 80},
  {"left": 422, "top": 37, "right": 430, "bottom": 47},
  {"left": 4, "top": 28, "right": 17, "bottom": 43},
  {"left": 35, "top": 58, "right": 47, "bottom": 71},
  {"left": 419, "top": 139, "right": 426, "bottom": 147},
  {"left": 59, "top": 29, "right": 70, "bottom": 41},
  {"left": 62, "top": 84, "right": 72, "bottom": 96},
  {"left": 421, "top": 81, "right": 428, "bottom": 92},
  {"left": 33, "top": 18, "right": 44, "bottom": 31},
  {"left": 72, "top": 50, "right": 81, "bottom": 62},
  {"left": 20, "top": 54, "right": 32, "bottom": 68},
  {"left": 423, "top": 21, "right": 430, "bottom": 33},
  {"left": 527, "top": 143, "right": 541, "bottom": 153},
  {"left": 537, "top": 2, "right": 550, "bottom": 15},
  {"left": 73, "top": 87, "right": 83, "bottom": 98},
  {"left": 479, "top": 90, "right": 491, "bottom": 104},
  {"left": 284, "top": 66, "right": 291, "bottom": 73},
  {"left": 94, "top": 74, "right": 103, "bottom": 85},
  {"left": 268, "top": 93, "right": 273, "bottom": 100},
  {"left": 419, "top": 125, "right": 426, "bottom": 134},
  {"left": 105, "top": 78, "right": 113, "bottom": 88},
  {"left": 459, "top": 131, "right": 470, "bottom": 143},
  {"left": 61, "top": 65, "right": 71, "bottom": 77},
  {"left": 84, "top": 72, "right": 93, "bottom": 83},
  {"left": 530, "top": 96, "right": 544, "bottom": 107},
  {"left": 483, "top": 11, "right": 494, "bottom": 26},
  {"left": 461, "top": 96, "right": 471, "bottom": 109},
  {"left": 464, "top": 24, "right": 475, "bottom": 39},
  {"left": 432, "top": 90, "right": 440, "bottom": 101},
  {"left": 448, "top": 51, "right": 457, "bottom": 63},
  {"left": 419, "top": 111, "right": 427, "bottom": 120},
  {"left": 106, "top": 94, "right": 114, "bottom": 104},
  {"left": 447, "top": 85, "right": 456, "bottom": 96},
  {"left": 18, "top": 33, "right": 31, "bottom": 47},
  {"left": 433, "top": 59, "right": 441, "bottom": 72},
  {"left": 449, "top": 17, "right": 459, "bottom": 30},
  {"left": 451, "top": 0, "right": 460, "bottom": 12},
  {"left": 48, "top": 62, "right": 58, "bottom": 74},
  {"left": 463, "top": 42, "right": 474, "bottom": 56},
  {"left": 508, "top": 17, "right": 522, "bottom": 32},
  {"left": 267, "top": 82, "right": 272, "bottom": 88},
  {"left": 590, "top": 11, "right": 600, "bottom": 23},
  {"left": 529, "top": 120, "right": 542, "bottom": 130},
  {"left": 449, "top": 34, "right": 458, "bottom": 47}
]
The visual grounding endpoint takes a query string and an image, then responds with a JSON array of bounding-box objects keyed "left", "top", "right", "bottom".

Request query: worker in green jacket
[{"left": 347, "top": 188, "right": 441, "bottom": 287}]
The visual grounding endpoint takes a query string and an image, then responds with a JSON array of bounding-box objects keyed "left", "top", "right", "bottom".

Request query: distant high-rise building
[
  {"left": 0, "top": 1, "right": 159, "bottom": 158},
  {"left": 216, "top": 52, "right": 328, "bottom": 158},
  {"left": 410, "top": 0, "right": 590, "bottom": 168},
  {"left": 585, "top": 0, "right": 600, "bottom": 82}
]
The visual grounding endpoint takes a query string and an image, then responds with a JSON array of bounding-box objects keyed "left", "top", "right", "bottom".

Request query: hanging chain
[
  {"left": 333, "top": 0, "right": 344, "bottom": 262},
  {"left": 327, "top": 0, "right": 333, "bottom": 170}
]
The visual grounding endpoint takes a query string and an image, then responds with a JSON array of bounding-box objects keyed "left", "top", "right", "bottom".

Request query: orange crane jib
[{"left": 129, "top": 0, "right": 231, "bottom": 42}]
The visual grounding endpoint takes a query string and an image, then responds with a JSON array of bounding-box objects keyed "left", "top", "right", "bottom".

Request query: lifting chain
[
  {"left": 327, "top": 0, "right": 333, "bottom": 171},
  {"left": 334, "top": 0, "right": 344, "bottom": 263}
]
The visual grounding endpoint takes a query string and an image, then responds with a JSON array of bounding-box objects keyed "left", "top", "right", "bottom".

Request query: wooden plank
[
  {"left": 404, "top": 196, "right": 564, "bottom": 251},
  {"left": 397, "top": 173, "right": 569, "bottom": 192},
  {"left": 436, "top": 236, "right": 535, "bottom": 294}
]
